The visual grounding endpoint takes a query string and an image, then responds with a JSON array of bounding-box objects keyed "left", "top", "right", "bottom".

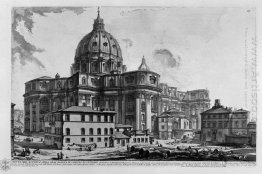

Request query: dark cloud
[
  {"left": 153, "top": 49, "right": 181, "bottom": 68},
  {"left": 121, "top": 38, "right": 133, "bottom": 48},
  {"left": 12, "top": 7, "right": 86, "bottom": 68}
]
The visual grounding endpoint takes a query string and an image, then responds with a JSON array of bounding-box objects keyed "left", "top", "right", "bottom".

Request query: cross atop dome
[
  {"left": 93, "top": 6, "right": 104, "bottom": 30},
  {"left": 138, "top": 56, "right": 150, "bottom": 71}
]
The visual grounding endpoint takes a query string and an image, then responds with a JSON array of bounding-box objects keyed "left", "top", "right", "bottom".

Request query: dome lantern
[{"left": 138, "top": 56, "right": 150, "bottom": 71}]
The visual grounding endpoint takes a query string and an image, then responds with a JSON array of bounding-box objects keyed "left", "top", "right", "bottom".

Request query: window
[
  {"left": 66, "top": 138, "right": 70, "bottom": 143},
  {"left": 137, "top": 138, "right": 140, "bottom": 143},
  {"left": 218, "top": 121, "right": 223, "bottom": 128},
  {"left": 207, "top": 131, "right": 211, "bottom": 137},
  {"left": 161, "top": 125, "right": 165, "bottom": 129},
  {"left": 110, "top": 116, "right": 113, "bottom": 122},
  {"left": 242, "top": 121, "right": 246, "bottom": 128},
  {"left": 133, "top": 138, "right": 136, "bottom": 143},
  {"left": 65, "top": 114, "right": 70, "bottom": 121},
  {"left": 104, "top": 128, "right": 108, "bottom": 135},
  {"left": 81, "top": 138, "right": 85, "bottom": 143},
  {"left": 89, "top": 137, "right": 94, "bottom": 142},
  {"left": 161, "top": 118, "right": 165, "bottom": 122},
  {"left": 235, "top": 121, "right": 239, "bottom": 128},
  {"left": 104, "top": 137, "right": 108, "bottom": 142},
  {"left": 117, "top": 139, "right": 120, "bottom": 144},
  {"left": 81, "top": 114, "right": 85, "bottom": 122},
  {"left": 150, "top": 76, "right": 156, "bottom": 84},
  {"left": 66, "top": 128, "right": 70, "bottom": 135},
  {"left": 110, "top": 128, "right": 114, "bottom": 135},
  {"left": 141, "top": 138, "right": 144, "bottom": 143},
  {"left": 81, "top": 128, "right": 85, "bottom": 135},
  {"left": 89, "top": 128, "right": 93, "bottom": 135},
  {"left": 104, "top": 115, "right": 108, "bottom": 122},
  {"left": 82, "top": 77, "right": 86, "bottom": 84},
  {"left": 97, "top": 115, "right": 101, "bottom": 122},
  {"left": 212, "top": 122, "right": 216, "bottom": 128},
  {"left": 97, "top": 128, "right": 101, "bottom": 135},
  {"left": 141, "top": 114, "right": 145, "bottom": 121},
  {"left": 89, "top": 115, "right": 93, "bottom": 122},
  {"left": 224, "top": 121, "right": 228, "bottom": 128},
  {"left": 97, "top": 137, "right": 101, "bottom": 142},
  {"left": 141, "top": 101, "right": 146, "bottom": 112}
]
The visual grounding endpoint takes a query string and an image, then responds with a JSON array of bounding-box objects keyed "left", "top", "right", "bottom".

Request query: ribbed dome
[{"left": 75, "top": 10, "right": 122, "bottom": 59}]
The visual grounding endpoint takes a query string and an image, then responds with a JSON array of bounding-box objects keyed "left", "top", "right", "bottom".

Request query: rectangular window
[
  {"left": 97, "top": 137, "right": 101, "bottom": 142},
  {"left": 161, "top": 118, "right": 165, "bottom": 122},
  {"left": 81, "top": 114, "right": 85, "bottom": 122},
  {"left": 117, "top": 139, "right": 120, "bottom": 144},
  {"left": 66, "top": 138, "right": 70, "bottom": 143},
  {"left": 133, "top": 138, "right": 136, "bottom": 143},
  {"left": 104, "top": 137, "right": 108, "bottom": 142},
  {"left": 89, "top": 115, "right": 93, "bottom": 122},
  {"left": 141, "top": 138, "right": 144, "bottom": 143},
  {"left": 218, "top": 121, "right": 223, "bottom": 128},
  {"left": 97, "top": 115, "right": 101, "bottom": 122},
  {"left": 161, "top": 125, "right": 165, "bottom": 129},
  {"left": 212, "top": 122, "right": 216, "bottom": 128},
  {"left": 224, "top": 121, "right": 228, "bottom": 128},
  {"left": 65, "top": 114, "right": 70, "bottom": 121},
  {"left": 110, "top": 116, "right": 113, "bottom": 122},
  {"left": 235, "top": 121, "right": 239, "bottom": 128},
  {"left": 104, "top": 115, "right": 108, "bottom": 122},
  {"left": 81, "top": 138, "right": 85, "bottom": 143},
  {"left": 89, "top": 137, "right": 94, "bottom": 142}
]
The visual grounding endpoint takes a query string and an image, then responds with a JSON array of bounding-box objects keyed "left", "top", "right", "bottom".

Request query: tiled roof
[
  {"left": 201, "top": 106, "right": 231, "bottom": 114},
  {"left": 115, "top": 124, "right": 133, "bottom": 128},
  {"left": 114, "top": 132, "right": 130, "bottom": 139},
  {"left": 233, "top": 109, "right": 249, "bottom": 113},
  {"left": 61, "top": 106, "right": 116, "bottom": 113}
]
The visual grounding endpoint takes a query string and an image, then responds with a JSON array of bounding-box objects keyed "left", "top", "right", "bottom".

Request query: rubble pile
[{"left": 128, "top": 144, "right": 256, "bottom": 161}]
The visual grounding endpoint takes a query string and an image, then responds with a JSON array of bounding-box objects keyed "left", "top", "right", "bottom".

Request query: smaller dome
[{"left": 138, "top": 56, "right": 150, "bottom": 71}]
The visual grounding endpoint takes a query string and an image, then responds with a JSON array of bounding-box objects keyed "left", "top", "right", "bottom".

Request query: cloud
[
  {"left": 12, "top": 7, "right": 86, "bottom": 68},
  {"left": 121, "top": 38, "right": 133, "bottom": 48},
  {"left": 152, "top": 49, "right": 181, "bottom": 68}
]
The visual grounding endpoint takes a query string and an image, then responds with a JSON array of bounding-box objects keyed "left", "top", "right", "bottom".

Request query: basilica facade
[{"left": 23, "top": 11, "right": 210, "bottom": 137}]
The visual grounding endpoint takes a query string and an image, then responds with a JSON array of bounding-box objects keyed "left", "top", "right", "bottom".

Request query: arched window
[
  {"left": 97, "top": 128, "right": 101, "bottom": 135},
  {"left": 104, "top": 128, "right": 108, "bottom": 135},
  {"left": 66, "top": 128, "right": 70, "bottom": 135},
  {"left": 81, "top": 128, "right": 85, "bottom": 135},
  {"left": 89, "top": 128, "right": 93, "bottom": 135},
  {"left": 110, "top": 128, "right": 114, "bottom": 135},
  {"left": 82, "top": 77, "right": 86, "bottom": 84}
]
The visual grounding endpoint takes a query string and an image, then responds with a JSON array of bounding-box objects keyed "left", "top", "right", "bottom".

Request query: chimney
[{"left": 214, "top": 99, "right": 221, "bottom": 107}]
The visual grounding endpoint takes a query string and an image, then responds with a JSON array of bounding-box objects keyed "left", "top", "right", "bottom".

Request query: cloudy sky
[{"left": 12, "top": 7, "right": 256, "bottom": 116}]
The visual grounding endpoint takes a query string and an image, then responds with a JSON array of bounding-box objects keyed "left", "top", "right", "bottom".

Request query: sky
[{"left": 11, "top": 7, "right": 256, "bottom": 119}]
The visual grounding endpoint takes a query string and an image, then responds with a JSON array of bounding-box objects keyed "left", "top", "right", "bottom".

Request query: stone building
[
  {"left": 23, "top": 9, "right": 210, "bottom": 138},
  {"left": 44, "top": 106, "right": 116, "bottom": 149},
  {"left": 157, "top": 108, "right": 195, "bottom": 140},
  {"left": 11, "top": 103, "right": 15, "bottom": 157},
  {"left": 201, "top": 99, "right": 250, "bottom": 144}
]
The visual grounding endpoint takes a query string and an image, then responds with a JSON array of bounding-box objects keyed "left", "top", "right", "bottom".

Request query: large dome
[
  {"left": 75, "top": 11, "right": 122, "bottom": 59},
  {"left": 71, "top": 9, "right": 125, "bottom": 75}
]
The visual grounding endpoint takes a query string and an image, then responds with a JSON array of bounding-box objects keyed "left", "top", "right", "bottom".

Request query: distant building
[
  {"left": 156, "top": 108, "right": 195, "bottom": 140},
  {"left": 247, "top": 122, "right": 256, "bottom": 146},
  {"left": 11, "top": 103, "right": 15, "bottom": 157},
  {"left": 201, "top": 99, "right": 250, "bottom": 144},
  {"left": 44, "top": 106, "right": 116, "bottom": 149}
]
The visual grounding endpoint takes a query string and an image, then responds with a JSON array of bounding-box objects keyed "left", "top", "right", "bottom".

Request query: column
[
  {"left": 136, "top": 97, "right": 140, "bottom": 130},
  {"left": 115, "top": 98, "right": 119, "bottom": 123},
  {"left": 121, "top": 95, "right": 126, "bottom": 124},
  {"left": 135, "top": 92, "right": 141, "bottom": 130},
  {"left": 145, "top": 94, "right": 152, "bottom": 131}
]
